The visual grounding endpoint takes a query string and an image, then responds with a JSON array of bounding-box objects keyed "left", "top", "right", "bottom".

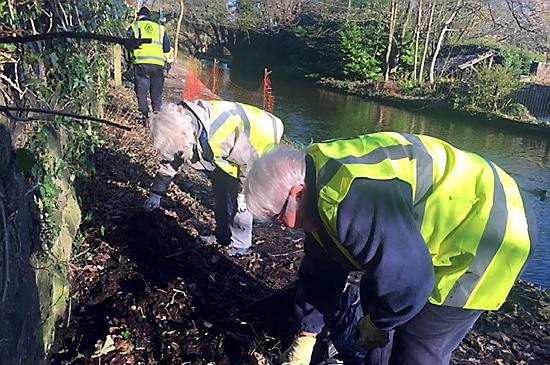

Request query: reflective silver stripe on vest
[
  {"left": 210, "top": 108, "right": 252, "bottom": 137},
  {"left": 443, "top": 160, "right": 508, "bottom": 307},
  {"left": 402, "top": 134, "right": 433, "bottom": 226},
  {"left": 158, "top": 23, "right": 162, "bottom": 44},
  {"left": 210, "top": 111, "right": 231, "bottom": 134},
  {"left": 316, "top": 144, "right": 412, "bottom": 187},
  {"left": 235, "top": 104, "right": 251, "bottom": 137},
  {"left": 317, "top": 134, "right": 433, "bottom": 218},
  {"left": 134, "top": 56, "right": 165, "bottom": 62},
  {"left": 267, "top": 113, "right": 279, "bottom": 142}
]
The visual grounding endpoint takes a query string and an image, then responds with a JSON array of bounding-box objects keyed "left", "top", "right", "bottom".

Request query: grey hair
[
  {"left": 149, "top": 103, "right": 196, "bottom": 162},
  {"left": 244, "top": 146, "right": 307, "bottom": 221}
]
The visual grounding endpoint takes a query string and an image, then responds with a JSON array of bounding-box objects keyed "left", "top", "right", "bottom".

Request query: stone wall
[
  {"left": 0, "top": 115, "right": 80, "bottom": 365},
  {"left": 533, "top": 62, "right": 550, "bottom": 85}
]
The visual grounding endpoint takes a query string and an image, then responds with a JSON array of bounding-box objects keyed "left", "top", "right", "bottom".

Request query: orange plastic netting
[{"left": 183, "top": 58, "right": 275, "bottom": 113}]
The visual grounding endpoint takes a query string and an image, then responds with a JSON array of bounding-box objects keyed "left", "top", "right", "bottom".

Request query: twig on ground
[{"left": 267, "top": 249, "right": 303, "bottom": 258}]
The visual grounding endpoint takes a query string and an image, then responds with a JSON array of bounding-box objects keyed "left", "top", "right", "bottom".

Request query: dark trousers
[
  {"left": 208, "top": 168, "right": 253, "bottom": 248},
  {"left": 329, "top": 284, "right": 483, "bottom": 365},
  {"left": 211, "top": 168, "right": 240, "bottom": 247},
  {"left": 134, "top": 63, "right": 164, "bottom": 117}
]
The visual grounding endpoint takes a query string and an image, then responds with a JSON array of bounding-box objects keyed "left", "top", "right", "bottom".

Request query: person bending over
[
  {"left": 144, "top": 100, "right": 284, "bottom": 257},
  {"left": 244, "top": 132, "right": 536, "bottom": 364}
]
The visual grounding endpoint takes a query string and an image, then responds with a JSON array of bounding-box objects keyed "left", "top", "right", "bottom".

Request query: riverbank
[
  {"left": 315, "top": 77, "right": 550, "bottom": 134},
  {"left": 49, "top": 63, "right": 550, "bottom": 365}
]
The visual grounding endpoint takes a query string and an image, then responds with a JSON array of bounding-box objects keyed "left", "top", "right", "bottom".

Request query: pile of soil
[{"left": 49, "top": 63, "right": 549, "bottom": 365}]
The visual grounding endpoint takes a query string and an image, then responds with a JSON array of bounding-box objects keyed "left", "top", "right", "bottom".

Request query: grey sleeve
[
  {"left": 221, "top": 128, "right": 257, "bottom": 187},
  {"left": 151, "top": 156, "right": 184, "bottom": 195}
]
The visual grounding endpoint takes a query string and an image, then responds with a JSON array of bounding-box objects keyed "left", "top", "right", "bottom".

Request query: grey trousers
[
  {"left": 134, "top": 63, "right": 164, "bottom": 117},
  {"left": 329, "top": 285, "right": 483, "bottom": 365},
  {"left": 210, "top": 168, "right": 252, "bottom": 249}
]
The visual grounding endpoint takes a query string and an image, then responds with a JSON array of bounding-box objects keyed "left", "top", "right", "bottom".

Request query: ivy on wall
[{"left": 1, "top": 0, "right": 129, "bottom": 245}]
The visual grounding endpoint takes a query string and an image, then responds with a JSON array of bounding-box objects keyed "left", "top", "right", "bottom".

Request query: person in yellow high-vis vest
[
  {"left": 128, "top": 7, "right": 171, "bottom": 124},
  {"left": 244, "top": 133, "right": 536, "bottom": 365},
  {"left": 143, "top": 100, "right": 284, "bottom": 257}
]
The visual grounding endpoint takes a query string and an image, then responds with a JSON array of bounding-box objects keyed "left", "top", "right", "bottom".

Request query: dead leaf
[
  {"left": 92, "top": 335, "right": 116, "bottom": 357},
  {"left": 115, "top": 339, "right": 134, "bottom": 353}
]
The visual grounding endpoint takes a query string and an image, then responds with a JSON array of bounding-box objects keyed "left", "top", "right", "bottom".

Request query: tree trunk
[
  {"left": 112, "top": 44, "right": 121, "bottom": 86},
  {"left": 429, "top": 0, "right": 462, "bottom": 84},
  {"left": 413, "top": 0, "right": 423, "bottom": 81},
  {"left": 174, "top": 0, "right": 184, "bottom": 60},
  {"left": 419, "top": 1, "right": 435, "bottom": 83},
  {"left": 392, "top": 0, "right": 413, "bottom": 75},
  {"left": 384, "top": 0, "right": 397, "bottom": 82}
]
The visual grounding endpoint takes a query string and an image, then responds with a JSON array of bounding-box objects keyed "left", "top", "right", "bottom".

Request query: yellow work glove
[
  {"left": 354, "top": 315, "right": 389, "bottom": 350},
  {"left": 280, "top": 335, "right": 316, "bottom": 365}
]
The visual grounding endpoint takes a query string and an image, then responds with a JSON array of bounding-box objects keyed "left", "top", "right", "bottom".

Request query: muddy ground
[{"left": 49, "top": 62, "right": 550, "bottom": 365}]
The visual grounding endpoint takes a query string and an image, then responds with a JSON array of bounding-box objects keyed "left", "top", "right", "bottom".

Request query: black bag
[{"left": 123, "top": 65, "right": 135, "bottom": 83}]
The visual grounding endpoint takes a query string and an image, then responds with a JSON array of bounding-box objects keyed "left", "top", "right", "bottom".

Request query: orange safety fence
[{"left": 183, "top": 57, "right": 275, "bottom": 113}]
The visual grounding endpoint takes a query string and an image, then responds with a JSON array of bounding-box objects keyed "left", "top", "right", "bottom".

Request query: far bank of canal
[{"left": 222, "top": 65, "right": 550, "bottom": 288}]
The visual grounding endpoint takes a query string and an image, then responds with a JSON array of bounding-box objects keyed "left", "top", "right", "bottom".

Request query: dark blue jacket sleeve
[
  {"left": 337, "top": 178, "right": 434, "bottom": 331},
  {"left": 295, "top": 233, "right": 350, "bottom": 334},
  {"left": 163, "top": 31, "right": 171, "bottom": 53}
]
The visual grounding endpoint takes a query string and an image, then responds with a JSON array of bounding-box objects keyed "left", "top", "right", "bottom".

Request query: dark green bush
[{"left": 451, "top": 65, "right": 521, "bottom": 113}]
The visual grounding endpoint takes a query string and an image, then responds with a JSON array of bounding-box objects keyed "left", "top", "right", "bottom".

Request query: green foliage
[
  {"left": 5, "top": 0, "right": 129, "bottom": 246},
  {"left": 316, "top": 76, "right": 372, "bottom": 95},
  {"left": 451, "top": 65, "right": 522, "bottom": 114},
  {"left": 398, "top": 79, "right": 436, "bottom": 97},
  {"left": 15, "top": 148, "right": 37, "bottom": 173},
  {"left": 337, "top": 22, "right": 384, "bottom": 81},
  {"left": 233, "top": 0, "right": 260, "bottom": 30},
  {"left": 450, "top": 40, "right": 543, "bottom": 74},
  {"left": 398, "top": 39, "right": 416, "bottom": 74},
  {"left": 503, "top": 103, "right": 530, "bottom": 119},
  {"left": 498, "top": 46, "right": 540, "bottom": 74}
]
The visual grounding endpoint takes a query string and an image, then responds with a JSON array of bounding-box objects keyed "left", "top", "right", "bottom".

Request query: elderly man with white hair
[
  {"left": 144, "top": 100, "right": 284, "bottom": 256},
  {"left": 244, "top": 132, "right": 536, "bottom": 365}
]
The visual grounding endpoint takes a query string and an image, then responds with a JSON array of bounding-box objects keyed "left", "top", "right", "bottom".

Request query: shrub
[
  {"left": 451, "top": 65, "right": 521, "bottom": 113},
  {"left": 338, "top": 22, "right": 384, "bottom": 81}
]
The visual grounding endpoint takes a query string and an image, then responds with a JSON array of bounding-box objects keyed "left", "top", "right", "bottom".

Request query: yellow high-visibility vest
[
  {"left": 207, "top": 101, "right": 284, "bottom": 177},
  {"left": 308, "top": 132, "right": 532, "bottom": 310},
  {"left": 131, "top": 20, "right": 166, "bottom": 66}
]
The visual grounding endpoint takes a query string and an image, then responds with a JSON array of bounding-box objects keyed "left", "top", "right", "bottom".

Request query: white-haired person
[
  {"left": 144, "top": 100, "right": 284, "bottom": 256},
  {"left": 244, "top": 132, "right": 536, "bottom": 365}
]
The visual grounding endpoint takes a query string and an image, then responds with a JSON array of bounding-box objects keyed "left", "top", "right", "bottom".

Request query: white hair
[
  {"left": 244, "top": 146, "right": 307, "bottom": 221},
  {"left": 149, "top": 103, "right": 196, "bottom": 162}
]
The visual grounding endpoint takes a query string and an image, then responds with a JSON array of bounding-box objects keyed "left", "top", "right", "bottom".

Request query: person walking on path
[
  {"left": 143, "top": 100, "right": 285, "bottom": 257},
  {"left": 244, "top": 132, "right": 536, "bottom": 365},
  {"left": 128, "top": 6, "right": 170, "bottom": 125}
]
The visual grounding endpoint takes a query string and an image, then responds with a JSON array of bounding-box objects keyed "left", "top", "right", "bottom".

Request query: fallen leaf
[{"left": 92, "top": 335, "right": 116, "bottom": 357}]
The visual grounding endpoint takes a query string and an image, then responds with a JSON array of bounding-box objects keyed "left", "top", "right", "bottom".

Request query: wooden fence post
[{"left": 112, "top": 44, "right": 122, "bottom": 86}]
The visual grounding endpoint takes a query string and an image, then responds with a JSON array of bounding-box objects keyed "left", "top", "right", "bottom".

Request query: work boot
[
  {"left": 199, "top": 235, "right": 218, "bottom": 246},
  {"left": 140, "top": 112, "right": 149, "bottom": 127},
  {"left": 226, "top": 245, "right": 251, "bottom": 257}
]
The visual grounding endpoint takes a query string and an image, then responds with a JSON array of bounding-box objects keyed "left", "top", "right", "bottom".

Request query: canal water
[{"left": 224, "top": 65, "right": 550, "bottom": 288}]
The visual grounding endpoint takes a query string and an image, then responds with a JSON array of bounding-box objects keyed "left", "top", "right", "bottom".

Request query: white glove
[
  {"left": 236, "top": 193, "right": 247, "bottom": 213},
  {"left": 143, "top": 193, "right": 162, "bottom": 212},
  {"left": 280, "top": 335, "right": 316, "bottom": 365}
]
